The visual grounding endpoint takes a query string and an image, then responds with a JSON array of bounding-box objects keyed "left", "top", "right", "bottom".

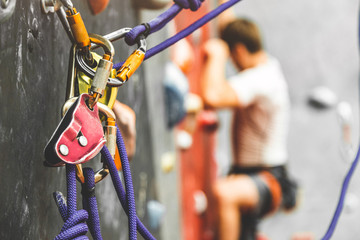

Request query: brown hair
[{"left": 221, "top": 18, "right": 263, "bottom": 53}]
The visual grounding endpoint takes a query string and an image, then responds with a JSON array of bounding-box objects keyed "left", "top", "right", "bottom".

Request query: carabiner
[
  {"left": 116, "top": 34, "right": 147, "bottom": 83},
  {"left": 76, "top": 28, "right": 147, "bottom": 87},
  {"left": 75, "top": 33, "right": 123, "bottom": 87}
]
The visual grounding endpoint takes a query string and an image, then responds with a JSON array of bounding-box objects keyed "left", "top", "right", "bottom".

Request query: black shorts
[
  {"left": 229, "top": 165, "right": 298, "bottom": 215},
  {"left": 228, "top": 165, "right": 298, "bottom": 240}
]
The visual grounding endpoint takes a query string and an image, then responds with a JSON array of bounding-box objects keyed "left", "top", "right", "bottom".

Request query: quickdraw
[{"left": 44, "top": 0, "right": 153, "bottom": 239}]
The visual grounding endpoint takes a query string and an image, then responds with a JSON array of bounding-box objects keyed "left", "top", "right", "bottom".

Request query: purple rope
[
  {"left": 115, "top": 125, "right": 137, "bottom": 240},
  {"left": 66, "top": 164, "right": 77, "bottom": 218},
  {"left": 114, "top": 0, "right": 242, "bottom": 69},
  {"left": 54, "top": 164, "right": 89, "bottom": 240},
  {"left": 82, "top": 168, "right": 103, "bottom": 240},
  {"left": 100, "top": 131, "right": 156, "bottom": 240},
  {"left": 53, "top": 191, "right": 68, "bottom": 222},
  {"left": 322, "top": 146, "right": 360, "bottom": 240},
  {"left": 174, "top": 0, "right": 205, "bottom": 11},
  {"left": 124, "top": 0, "right": 204, "bottom": 46},
  {"left": 125, "top": 4, "right": 182, "bottom": 46},
  {"left": 144, "top": 0, "right": 242, "bottom": 59}
]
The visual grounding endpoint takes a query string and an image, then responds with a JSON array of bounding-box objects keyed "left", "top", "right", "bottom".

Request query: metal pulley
[
  {"left": 44, "top": 94, "right": 106, "bottom": 167},
  {"left": 62, "top": 98, "right": 121, "bottom": 184}
]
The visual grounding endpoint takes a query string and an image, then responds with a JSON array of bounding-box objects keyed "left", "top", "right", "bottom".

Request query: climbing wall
[
  {"left": 215, "top": 0, "right": 360, "bottom": 239},
  {"left": 0, "top": 0, "right": 177, "bottom": 239},
  {"left": 172, "top": 3, "right": 219, "bottom": 240}
]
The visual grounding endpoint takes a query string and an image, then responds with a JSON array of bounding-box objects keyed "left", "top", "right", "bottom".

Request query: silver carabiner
[
  {"left": 76, "top": 28, "right": 147, "bottom": 87},
  {"left": 75, "top": 33, "right": 122, "bottom": 86}
]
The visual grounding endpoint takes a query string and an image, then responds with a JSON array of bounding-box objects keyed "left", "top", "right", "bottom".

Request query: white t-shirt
[{"left": 228, "top": 56, "right": 290, "bottom": 167}]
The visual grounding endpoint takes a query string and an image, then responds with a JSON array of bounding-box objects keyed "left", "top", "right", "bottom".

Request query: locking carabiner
[
  {"left": 61, "top": 0, "right": 94, "bottom": 65},
  {"left": 72, "top": 33, "right": 115, "bottom": 108},
  {"left": 76, "top": 28, "right": 147, "bottom": 87},
  {"left": 115, "top": 33, "right": 147, "bottom": 83},
  {"left": 75, "top": 33, "right": 124, "bottom": 87}
]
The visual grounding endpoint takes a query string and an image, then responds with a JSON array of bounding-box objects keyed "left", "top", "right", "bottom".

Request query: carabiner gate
[{"left": 76, "top": 28, "right": 147, "bottom": 87}]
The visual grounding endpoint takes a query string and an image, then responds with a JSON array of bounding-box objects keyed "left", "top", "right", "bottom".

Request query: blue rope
[
  {"left": 124, "top": 0, "right": 205, "bottom": 46},
  {"left": 124, "top": 4, "right": 182, "bottom": 46},
  {"left": 321, "top": 145, "right": 360, "bottom": 239},
  {"left": 82, "top": 168, "right": 103, "bottom": 240},
  {"left": 114, "top": 0, "right": 243, "bottom": 69},
  {"left": 53, "top": 165, "right": 89, "bottom": 240},
  {"left": 115, "top": 125, "right": 137, "bottom": 240},
  {"left": 101, "top": 127, "right": 156, "bottom": 240}
]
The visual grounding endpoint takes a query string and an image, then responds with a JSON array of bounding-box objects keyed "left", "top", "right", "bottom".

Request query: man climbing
[{"left": 200, "top": 1, "right": 297, "bottom": 239}]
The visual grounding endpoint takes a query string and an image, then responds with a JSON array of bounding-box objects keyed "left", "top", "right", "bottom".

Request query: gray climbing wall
[
  {"left": 0, "top": 0, "right": 180, "bottom": 239},
  {"left": 216, "top": 0, "right": 360, "bottom": 239}
]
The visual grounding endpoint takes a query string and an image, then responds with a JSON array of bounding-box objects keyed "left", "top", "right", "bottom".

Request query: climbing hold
[
  {"left": 193, "top": 190, "right": 207, "bottom": 214},
  {"left": 176, "top": 130, "right": 193, "bottom": 150},
  {"left": 147, "top": 200, "right": 166, "bottom": 229},
  {"left": 163, "top": 62, "right": 189, "bottom": 128},
  {"left": 87, "top": 0, "right": 109, "bottom": 15},
  {"left": 161, "top": 152, "right": 176, "bottom": 173},
  {"left": 307, "top": 86, "right": 338, "bottom": 110}
]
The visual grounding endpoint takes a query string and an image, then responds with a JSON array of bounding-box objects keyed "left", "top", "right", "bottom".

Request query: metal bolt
[
  {"left": 40, "top": 0, "right": 55, "bottom": 13},
  {"left": 1, "top": 0, "right": 9, "bottom": 9},
  {"left": 78, "top": 136, "right": 88, "bottom": 147},
  {"left": 60, "top": 0, "right": 73, "bottom": 9},
  {"left": 59, "top": 144, "right": 69, "bottom": 156}
]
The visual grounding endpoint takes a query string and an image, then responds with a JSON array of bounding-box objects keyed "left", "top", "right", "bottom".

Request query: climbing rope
[
  {"left": 124, "top": 0, "right": 205, "bottom": 46},
  {"left": 114, "top": 0, "right": 243, "bottom": 69},
  {"left": 81, "top": 168, "right": 103, "bottom": 240},
  {"left": 53, "top": 126, "right": 156, "bottom": 240},
  {"left": 321, "top": 146, "right": 360, "bottom": 239},
  {"left": 53, "top": 165, "right": 89, "bottom": 240},
  {"left": 101, "top": 127, "right": 156, "bottom": 240}
]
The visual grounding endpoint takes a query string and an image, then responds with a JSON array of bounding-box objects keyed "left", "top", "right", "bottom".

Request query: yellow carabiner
[
  {"left": 77, "top": 52, "right": 118, "bottom": 110},
  {"left": 116, "top": 49, "right": 145, "bottom": 82}
]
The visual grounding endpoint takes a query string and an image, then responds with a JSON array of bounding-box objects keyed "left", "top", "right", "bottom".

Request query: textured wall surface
[{"left": 0, "top": 0, "right": 176, "bottom": 239}]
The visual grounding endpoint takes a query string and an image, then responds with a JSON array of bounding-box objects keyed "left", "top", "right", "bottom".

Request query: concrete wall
[{"left": 0, "top": 0, "right": 177, "bottom": 239}]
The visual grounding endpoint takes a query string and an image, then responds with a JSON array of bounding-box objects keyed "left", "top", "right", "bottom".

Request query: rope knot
[{"left": 173, "top": 0, "right": 205, "bottom": 11}]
